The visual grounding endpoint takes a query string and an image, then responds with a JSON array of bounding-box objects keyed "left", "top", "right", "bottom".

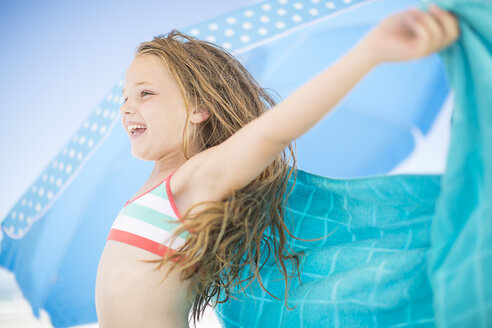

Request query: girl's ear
[{"left": 190, "top": 105, "right": 210, "bottom": 124}]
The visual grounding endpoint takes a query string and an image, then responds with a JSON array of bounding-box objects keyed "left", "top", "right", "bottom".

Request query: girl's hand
[{"left": 360, "top": 4, "right": 460, "bottom": 65}]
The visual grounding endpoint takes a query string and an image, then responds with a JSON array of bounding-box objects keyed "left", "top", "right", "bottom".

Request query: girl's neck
[
  {"left": 150, "top": 141, "right": 203, "bottom": 180},
  {"left": 151, "top": 154, "right": 186, "bottom": 181}
]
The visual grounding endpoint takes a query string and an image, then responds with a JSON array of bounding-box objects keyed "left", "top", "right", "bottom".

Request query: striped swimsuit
[{"left": 106, "top": 170, "right": 188, "bottom": 261}]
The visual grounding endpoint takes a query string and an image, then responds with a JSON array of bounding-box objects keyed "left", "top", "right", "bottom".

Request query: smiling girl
[{"left": 95, "top": 5, "right": 459, "bottom": 327}]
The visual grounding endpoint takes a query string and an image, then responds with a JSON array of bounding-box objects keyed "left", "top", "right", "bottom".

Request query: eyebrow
[{"left": 122, "top": 81, "right": 154, "bottom": 95}]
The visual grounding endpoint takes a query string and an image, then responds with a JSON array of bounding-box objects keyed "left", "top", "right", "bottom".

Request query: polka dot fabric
[{"left": 1, "top": 78, "right": 124, "bottom": 240}]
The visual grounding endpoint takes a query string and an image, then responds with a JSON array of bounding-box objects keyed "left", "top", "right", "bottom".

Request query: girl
[{"left": 95, "top": 4, "right": 459, "bottom": 328}]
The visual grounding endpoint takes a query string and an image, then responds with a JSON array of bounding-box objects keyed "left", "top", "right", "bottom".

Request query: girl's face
[{"left": 120, "top": 54, "right": 188, "bottom": 161}]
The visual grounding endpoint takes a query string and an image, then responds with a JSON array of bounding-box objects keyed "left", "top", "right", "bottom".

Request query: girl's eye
[{"left": 121, "top": 91, "right": 151, "bottom": 104}]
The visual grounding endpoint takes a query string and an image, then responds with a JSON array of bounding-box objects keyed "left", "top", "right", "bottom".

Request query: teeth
[{"left": 127, "top": 124, "right": 147, "bottom": 132}]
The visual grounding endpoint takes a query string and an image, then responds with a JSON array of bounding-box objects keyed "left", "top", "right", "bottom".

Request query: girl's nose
[{"left": 119, "top": 102, "right": 135, "bottom": 116}]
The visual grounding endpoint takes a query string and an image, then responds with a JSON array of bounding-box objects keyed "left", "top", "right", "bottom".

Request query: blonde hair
[{"left": 137, "top": 30, "right": 302, "bottom": 324}]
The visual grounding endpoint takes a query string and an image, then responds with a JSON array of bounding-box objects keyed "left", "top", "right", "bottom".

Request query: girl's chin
[{"left": 130, "top": 146, "right": 149, "bottom": 159}]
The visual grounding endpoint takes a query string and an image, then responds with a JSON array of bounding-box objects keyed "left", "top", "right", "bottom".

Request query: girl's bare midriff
[{"left": 95, "top": 240, "right": 193, "bottom": 328}]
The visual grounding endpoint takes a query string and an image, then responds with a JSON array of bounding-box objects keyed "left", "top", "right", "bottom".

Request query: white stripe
[
  {"left": 133, "top": 193, "right": 178, "bottom": 218},
  {"left": 111, "top": 214, "right": 185, "bottom": 248}
]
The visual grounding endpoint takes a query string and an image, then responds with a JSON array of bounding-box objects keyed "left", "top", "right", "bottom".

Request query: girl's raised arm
[{"left": 186, "top": 5, "right": 459, "bottom": 202}]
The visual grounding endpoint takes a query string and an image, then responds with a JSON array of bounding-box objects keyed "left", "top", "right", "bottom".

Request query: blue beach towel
[{"left": 215, "top": 0, "right": 492, "bottom": 327}]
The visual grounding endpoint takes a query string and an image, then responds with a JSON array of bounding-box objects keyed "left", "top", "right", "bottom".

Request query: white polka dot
[
  {"left": 258, "top": 28, "right": 268, "bottom": 35},
  {"left": 91, "top": 122, "right": 98, "bottom": 131},
  {"left": 88, "top": 139, "right": 94, "bottom": 148},
  {"left": 326, "top": 2, "right": 335, "bottom": 9},
  {"left": 58, "top": 162, "right": 65, "bottom": 171},
  {"left": 35, "top": 203, "right": 42, "bottom": 212},
  {"left": 7, "top": 226, "right": 14, "bottom": 234},
  {"left": 292, "top": 14, "right": 303, "bottom": 22},
  {"left": 103, "top": 109, "right": 109, "bottom": 118},
  {"left": 83, "top": 121, "right": 90, "bottom": 129},
  {"left": 95, "top": 107, "right": 102, "bottom": 115},
  {"left": 52, "top": 161, "right": 58, "bottom": 169},
  {"left": 38, "top": 188, "right": 45, "bottom": 197},
  {"left": 260, "top": 15, "right": 270, "bottom": 23},
  {"left": 244, "top": 10, "right": 254, "bottom": 17},
  {"left": 261, "top": 3, "right": 272, "bottom": 10},
  {"left": 28, "top": 200, "right": 33, "bottom": 208},
  {"left": 42, "top": 173, "right": 48, "bottom": 181},
  {"left": 49, "top": 175, "right": 55, "bottom": 184},
  {"left": 222, "top": 42, "right": 232, "bottom": 49},
  {"left": 106, "top": 93, "right": 113, "bottom": 102},
  {"left": 110, "top": 111, "right": 117, "bottom": 119},
  {"left": 242, "top": 22, "right": 252, "bottom": 30},
  {"left": 117, "top": 79, "right": 124, "bottom": 87},
  {"left": 27, "top": 216, "right": 33, "bottom": 224},
  {"left": 21, "top": 198, "right": 26, "bottom": 206},
  {"left": 343, "top": 0, "right": 352, "bottom": 3},
  {"left": 65, "top": 164, "right": 72, "bottom": 174},
  {"left": 208, "top": 23, "right": 219, "bottom": 31},
  {"left": 226, "top": 17, "right": 236, "bottom": 24},
  {"left": 190, "top": 29, "right": 200, "bottom": 36},
  {"left": 311, "top": 0, "right": 320, "bottom": 3},
  {"left": 277, "top": 8, "right": 287, "bottom": 15},
  {"left": 19, "top": 213, "right": 24, "bottom": 221},
  {"left": 240, "top": 35, "right": 250, "bottom": 43},
  {"left": 309, "top": 8, "right": 319, "bottom": 15},
  {"left": 56, "top": 178, "right": 62, "bottom": 187},
  {"left": 112, "top": 95, "right": 120, "bottom": 103},
  {"left": 47, "top": 191, "right": 53, "bottom": 200},
  {"left": 77, "top": 152, "right": 83, "bottom": 161},
  {"left": 11, "top": 211, "right": 17, "bottom": 219},
  {"left": 79, "top": 136, "right": 86, "bottom": 145},
  {"left": 206, "top": 35, "right": 216, "bottom": 42},
  {"left": 225, "top": 29, "right": 234, "bottom": 37},
  {"left": 100, "top": 125, "right": 107, "bottom": 134},
  {"left": 279, "top": 0, "right": 288, "bottom": 4},
  {"left": 68, "top": 149, "right": 75, "bottom": 158},
  {"left": 276, "top": 21, "right": 286, "bottom": 29},
  {"left": 294, "top": 2, "right": 303, "bottom": 9},
  {"left": 31, "top": 185, "right": 38, "bottom": 193}
]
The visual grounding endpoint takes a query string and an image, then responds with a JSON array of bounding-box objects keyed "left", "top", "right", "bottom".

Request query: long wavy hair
[{"left": 137, "top": 29, "right": 303, "bottom": 324}]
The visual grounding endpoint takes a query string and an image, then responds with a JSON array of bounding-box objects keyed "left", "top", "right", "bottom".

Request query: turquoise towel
[
  {"left": 426, "top": 0, "right": 492, "bottom": 326},
  {"left": 215, "top": 0, "right": 492, "bottom": 326}
]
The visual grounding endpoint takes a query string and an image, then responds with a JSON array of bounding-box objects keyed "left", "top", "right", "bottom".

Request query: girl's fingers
[
  {"left": 414, "top": 7, "right": 444, "bottom": 50},
  {"left": 428, "top": 5, "right": 448, "bottom": 45},
  {"left": 405, "top": 10, "right": 432, "bottom": 55},
  {"left": 406, "top": 5, "right": 460, "bottom": 54},
  {"left": 431, "top": 5, "right": 460, "bottom": 46}
]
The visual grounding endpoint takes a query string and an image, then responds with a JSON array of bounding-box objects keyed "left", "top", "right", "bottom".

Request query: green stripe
[
  {"left": 120, "top": 202, "right": 188, "bottom": 239},
  {"left": 148, "top": 183, "right": 168, "bottom": 199}
]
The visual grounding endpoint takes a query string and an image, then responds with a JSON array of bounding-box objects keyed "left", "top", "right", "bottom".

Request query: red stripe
[
  {"left": 107, "top": 229, "right": 182, "bottom": 262},
  {"left": 124, "top": 175, "right": 169, "bottom": 207},
  {"left": 166, "top": 170, "right": 198, "bottom": 235},
  {"left": 165, "top": 170, "right": 182, "bottom": 220}
]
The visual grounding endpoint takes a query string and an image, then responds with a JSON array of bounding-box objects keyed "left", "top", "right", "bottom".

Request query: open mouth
[
  {"left": 126, "top": 123, "right": 148, "bottom": 139},
  {"left": 131, "top": 128, "right": 147, "bottom": 136}
]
